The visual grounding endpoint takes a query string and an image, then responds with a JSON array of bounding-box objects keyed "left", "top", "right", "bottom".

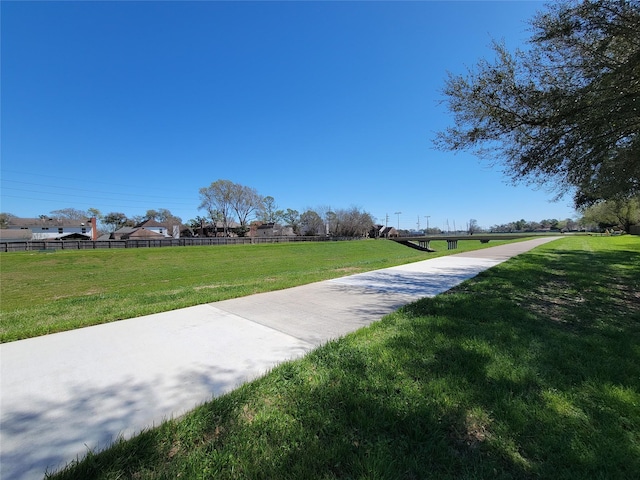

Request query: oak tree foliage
[
  {"left": 141, "top": 209, "right": 183, "bottom": 226},
  {"left": 435, "top": 0, "right": 640, "bottom": 208},
  {"left": 103, "top": 212, "right": 128, "bottom": 232},
  {"left": 581, "top": 195, "right": 640, "bottom": 231}
]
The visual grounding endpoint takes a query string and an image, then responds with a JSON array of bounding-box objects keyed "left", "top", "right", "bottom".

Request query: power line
[
  {"left": 0, "top": 193, "right": 194, "bottom": 212},
  {"left": 1, "top": 170, "right": 201, "bottom": 215},
  {"left": 1, "top": 180, "right": 195, "bottom": 205},
  {"left": 0, "top": 187, "right": 192, "bottom": 205},
  {"left": 1, "top": 169, "right": 159, "bottom": 190}
]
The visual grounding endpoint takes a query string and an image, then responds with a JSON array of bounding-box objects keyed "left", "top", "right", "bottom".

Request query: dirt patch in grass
[
  {"left": 524, "top": 279, "right": 586, "bottom": 324},
  {"left": 611, "top": 283, "right": 640, "bottom": 311},
  {"left": 334, "top": 267, "right": 361, "bottom": 274},
  {"left": 522, "top": 277, "right": 639, "bottom": 328},
  {"left": 193, "top": 284, "right": 225, "bottom": 291},
  {"left": 449, "top": 411, "right": 491, "bottom": 452}
]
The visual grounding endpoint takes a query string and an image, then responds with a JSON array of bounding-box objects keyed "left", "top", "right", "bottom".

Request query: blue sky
[{"left": 1, "top": 0, "right": 577, "bottom": 231}]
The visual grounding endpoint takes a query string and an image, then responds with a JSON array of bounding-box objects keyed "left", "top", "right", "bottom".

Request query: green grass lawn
[
  {"left": 47, "top": 236, "right": 639, "bottom": 479},
  {"left": 0, "top": 238, "right": 517, "bottom": 342}
]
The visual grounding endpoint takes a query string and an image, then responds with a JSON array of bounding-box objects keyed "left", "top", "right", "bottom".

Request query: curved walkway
[{"left": 0, "top": 237, "right": 559, "bottom": 479}]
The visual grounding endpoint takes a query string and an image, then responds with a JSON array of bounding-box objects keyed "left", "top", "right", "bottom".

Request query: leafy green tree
[
  {"left": 514, "top": 219, "right": 527, "bottom": 231},
  {"left": 581, "top": 196, "right": 640, "bottom": 232},
  {"left": 258, "top": 196, "right": 284, "bottom": 224},
  {"left": 87, "top": 208, "right": 102, "bottom": 219},
  {"left": 103, "top": 212, "right": 128, "bottom": 232},
  {"left": 436, "top": 0, "right": 640, "bottom": 208},
  {"left": 282, "top": 208, "right": 301, "bottom": 234},
  {"left": 0, "top": 212, "right": 16, "bottom": 228},
  {"left": 299, "top": 210, "right": 325, "bottom": 236},
  {"left": 85, "top": 208, "right": 109, "bottom": 237},
  {"left": 187, "top": 215, "right": 208, "bottom": 235},
  {"left": 143, "top": 209, "right": 160, "bottom": 221},
  {"left": 142, "top": 209, "right": 183, "bottom": 227}
]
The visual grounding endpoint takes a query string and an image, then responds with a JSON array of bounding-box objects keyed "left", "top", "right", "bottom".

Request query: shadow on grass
[{"left": 49, "top": 243, "right": 640, "bottom": 479}]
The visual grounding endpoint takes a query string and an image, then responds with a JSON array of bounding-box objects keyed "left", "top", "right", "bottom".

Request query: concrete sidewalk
[{"left": 0, "top": 237, "right": 559, "bottom": 479}]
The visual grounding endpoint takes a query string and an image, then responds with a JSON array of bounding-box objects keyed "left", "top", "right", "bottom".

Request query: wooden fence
[{"left": 0, "top": 236, "right": 362, "bottom": 252}]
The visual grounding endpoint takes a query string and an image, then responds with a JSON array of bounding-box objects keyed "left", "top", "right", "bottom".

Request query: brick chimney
[{"left": 90, "top": 217, "right": 98, "bottom": 241}]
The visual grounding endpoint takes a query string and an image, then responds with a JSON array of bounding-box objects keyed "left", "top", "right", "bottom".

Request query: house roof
[
  {"left": 106, "top": 227, "right": 137, "bottom": 241},
  {"left": 113, "top": 227, "right": 137, "bottom": 235},
  {"left": 7, "top": 217, "right": 94, "bottom": 228},
  {"left": 124, "top": 228, "right": 165, "bottom": 239},
  {"left": 135, "top": 219, "right": 165, "bottom": 228},
  {"left": 107, "top": 226, "right": 166, "bottom": 240},
  {"left": 257, "top": 223, "right": 277, "bottom": 229}
]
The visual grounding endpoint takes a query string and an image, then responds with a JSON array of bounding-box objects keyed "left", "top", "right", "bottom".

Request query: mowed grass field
[
  {"left": 44, "top": 235, "right": 639, "bottom": 479},
  {"left": 1, "top": 238, "right": 516, "bottom": 343}
]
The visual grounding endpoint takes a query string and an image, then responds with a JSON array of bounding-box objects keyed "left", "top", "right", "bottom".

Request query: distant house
[
  {"left": 100, "top": 219, "right": 180, "bottom": 241},
  {"left": 135, "top": 219, "right": 177, "bottom": 237},
  {"left": 180, "top": 221, "right": 242, "bottom": 238},
  {"left": 97, "top": 228, "right": 133, "bottom": 241},
  {"left": 101, "top": 227, "right": 163, "bottom": 241},
  {"left": 3, "top": 217, "right": 98, "bottom": 241},
  {"left": 370, "top": 225, "right": 398, "bottom": 238},
  {"left": 0, "top": 229, "right": 33, "bottom": 243},
  {"left": 126, "top": 227, "right": 165, "bottom": 239},
  {"left": 253, "top": 222, "right": 296, "bottom": 237}
]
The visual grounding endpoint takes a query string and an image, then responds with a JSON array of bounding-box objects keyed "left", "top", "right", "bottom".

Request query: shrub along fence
[{"left": 0, "top": 236, "right": 363, "bottom": 252}]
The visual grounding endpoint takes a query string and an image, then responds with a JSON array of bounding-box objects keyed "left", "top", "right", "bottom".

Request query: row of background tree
[
  {"left": 1, "top": 180, "right": 638, "bottom": 236},
  {"left": 197, "top": 180, "right": 374, "bottom": 237}
]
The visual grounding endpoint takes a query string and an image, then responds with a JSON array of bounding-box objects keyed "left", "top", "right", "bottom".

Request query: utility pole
[
  {"left": 424, "top": 215, "right": 430, "bottom": 235},
  {"left": 394, "top": 212, "right": 402, "bottom": 231},
  {"left": 416, "top": 215, "right": 420, "bottom": 230}
]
